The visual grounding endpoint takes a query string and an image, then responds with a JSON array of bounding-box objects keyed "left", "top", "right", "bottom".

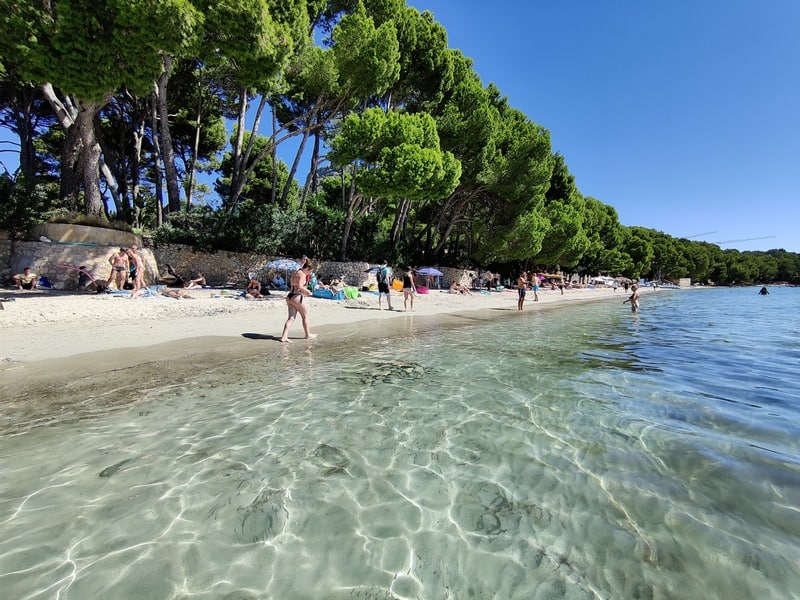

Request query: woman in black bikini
[{"left": 279, "top": 261, "right": 317, "bottom": 342}]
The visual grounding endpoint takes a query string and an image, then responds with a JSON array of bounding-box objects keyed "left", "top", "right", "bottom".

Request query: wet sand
[{"left": 0, "top": 284, "right": 648, "bottom": 431}]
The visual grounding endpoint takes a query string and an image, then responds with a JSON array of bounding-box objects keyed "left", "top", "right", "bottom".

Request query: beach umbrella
[
  {"left": 265, "top": 258, "right": 302, "bottom": 272},
  {"left": 364, "top": 266, "right": 381, "bottom": 273},
  {"left": 417, "top": 267, "right": 443, "bottom": 289},
  {"left": 264, "top": 258, "right": 302, "bottom": 287},
  {"left": 416, "top": 267, "right": 443, "bottom": 276}
]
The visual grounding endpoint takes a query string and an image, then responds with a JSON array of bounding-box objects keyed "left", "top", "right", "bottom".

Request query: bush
[{"left": 0, "top": 173, "right": 60, "bottom": 239}]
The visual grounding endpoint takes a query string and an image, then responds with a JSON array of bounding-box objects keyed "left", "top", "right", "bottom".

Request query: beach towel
[{"left": 313, "top": 288, "right": 345, "bottom": 300}]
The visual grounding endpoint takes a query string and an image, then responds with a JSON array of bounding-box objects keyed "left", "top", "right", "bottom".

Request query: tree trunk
[
  {"left": 280, "top": 121, "right": 310, "bottom": 208},
  {"left": 228, "top": 91, "right": 268, "bottom": 209},
  {"left": 185, "top": 93, "right": 203, "bottom": 211},
  {"left": 150, "top": 92, "right": 164, "bottom": 226},
  {"left": 41, "top": 83, "right": 81, "bottom": 211},
  {"left": 59, "top": 124, "right": 82, "bottom": 212},
  {"left": 8, "top": 79, "right": 39, "bottom": 179},
  {"left": 271, "top": 109, "right": 278, "bottom": 206},
  {"left": 390, "top": 197, "right": 411, "bottom": 243},
  {"left": 131, "top": 119, "right": 145, "bottom": 228},
  {"left": 93, "top": 116, "right": 123, "bottom": 216},
  {"left": 339, "top": 177, "right": 360, "bottom": 261},
  {"left": 76, "top": 100, "right": 105, "bottom": 216},
  {"left": 156, "top": 55, "right": 181, "bottom": 214}
]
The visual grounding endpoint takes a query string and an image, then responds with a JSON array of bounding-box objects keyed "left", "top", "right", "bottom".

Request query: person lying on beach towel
[{"left": 161, "top": 289, "right": 194, "bottom": 299}]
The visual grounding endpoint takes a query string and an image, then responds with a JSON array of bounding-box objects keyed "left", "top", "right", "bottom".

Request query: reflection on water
[{"left": 1, "top": 288, "right": 799, "bottom": 599}]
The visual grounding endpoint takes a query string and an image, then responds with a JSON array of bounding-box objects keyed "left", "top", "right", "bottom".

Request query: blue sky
[
  {"left": 2, "top": 2, "right": 797, "bottom": 253},
  {"left": 409, "top": 0, "right": 800, "bottom": 252}
]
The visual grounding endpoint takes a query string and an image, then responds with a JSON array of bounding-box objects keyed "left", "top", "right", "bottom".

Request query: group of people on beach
[
  {"left": 105, "top": 246, "right": 145, "bottom": 295},
  {"left": 516, "top": 270, "right": 541, "bottom": 310},
  {"left": 278, "top": 258, "right": 420, "bottom": 342},
  {"left": 277, "top": 258, "right": 649, "bottom": 341}
]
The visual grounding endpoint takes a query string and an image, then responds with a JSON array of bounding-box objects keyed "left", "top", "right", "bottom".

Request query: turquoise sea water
[{"left": 1, "top": 287, "right": 798, "bottom": 599}]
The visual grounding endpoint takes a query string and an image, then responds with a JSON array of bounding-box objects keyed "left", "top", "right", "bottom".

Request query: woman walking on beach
[{"left": 279, "top": 261, "right": 317, "bottom": 342}]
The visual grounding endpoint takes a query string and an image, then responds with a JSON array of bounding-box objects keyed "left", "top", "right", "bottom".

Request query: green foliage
[
  {"left": 0, "top": 173, "right": 60, "bottom": 238},
  {"left": 152, "top": 202, "right": 311, "bottom": 255},
  {"left": 476, "top": 209, "right": 549, "bottom": 264},
  {"left": 332, "top": 1, "right": 401, "bottom": 98},
  {"left": 216, "top": 131, "right": 297, "bottom": 207},
  {"left": 1, "top": 0, "right": 199, "bottom": 102},
  {"left": 330, "top": 107, "right": 460, "bottom": 200},
  {"left": 197, "top": 0, "right": 301, "bottom": 89}
]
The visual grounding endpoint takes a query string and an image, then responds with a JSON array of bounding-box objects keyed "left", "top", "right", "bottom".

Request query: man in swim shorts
[
  {"left": 106, "top": 248, "right": 130, "bottom": 290},
  {"left": 13, "top": 267, "right": 38, "bottom": 290},
  {"left": 377, "top": 259, "right": 394, "bottom": 310},
  {"left": 517, "top": 271, "right": 528, "bottom": 311}
]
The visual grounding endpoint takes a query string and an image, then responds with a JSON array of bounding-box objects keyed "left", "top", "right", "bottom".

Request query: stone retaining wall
[{"left": 0, "top": 227, "right": 479, "bottom": 290}]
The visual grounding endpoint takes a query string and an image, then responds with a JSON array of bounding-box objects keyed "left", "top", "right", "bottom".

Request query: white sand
[
  {"left": 1, "top": 285, "right": 640, "bottom": 361},
  {"left": 0, "top": 284, "right": 645, "bottom": 396}
]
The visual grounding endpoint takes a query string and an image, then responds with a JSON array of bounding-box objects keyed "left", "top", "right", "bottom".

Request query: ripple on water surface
[{"left": 1, "top": 287, "right": 799, "bottom": 599}]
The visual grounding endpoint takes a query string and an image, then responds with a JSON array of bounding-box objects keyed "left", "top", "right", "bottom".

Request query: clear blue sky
[
  {"left": 2, "top": 2, "right": 797, "bottom": 253},
  {"left": 409, "top": 0, "right": 800, "bottom": 253}
]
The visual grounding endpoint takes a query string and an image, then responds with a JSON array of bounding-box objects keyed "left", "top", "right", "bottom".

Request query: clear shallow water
[{"left": 1, "top": 287, "right": 799, "bottom": 599}]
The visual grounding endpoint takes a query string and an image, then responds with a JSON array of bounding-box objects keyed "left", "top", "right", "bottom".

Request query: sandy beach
[{"left": 0, "top": 284, "right": 646, "bottom": 414}]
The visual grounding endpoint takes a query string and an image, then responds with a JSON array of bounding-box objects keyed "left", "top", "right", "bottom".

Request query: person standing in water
[
  {"left": 279, "top": 261, "right": 317, "bottom": 342},
  {"left": 517, "top": 271, "right": 528, "bottom": 311},
  {"left": 402, "top": 266, "right": 417, "bottom": 312},
  {"left": 758, "top": 286, "right": 769, "bottom": 295},
  {"left": 623, "top": 284, "right": 640, "bottom": 313}
]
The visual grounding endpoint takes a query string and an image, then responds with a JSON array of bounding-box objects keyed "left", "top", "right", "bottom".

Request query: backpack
[{"left": 377, "top": 267, "right": 388, "bottom": 284}]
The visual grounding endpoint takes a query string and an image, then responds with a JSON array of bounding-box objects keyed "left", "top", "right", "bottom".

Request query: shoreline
[{"left": 0, "top": 285, "right": 658, "bottom": 430}]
